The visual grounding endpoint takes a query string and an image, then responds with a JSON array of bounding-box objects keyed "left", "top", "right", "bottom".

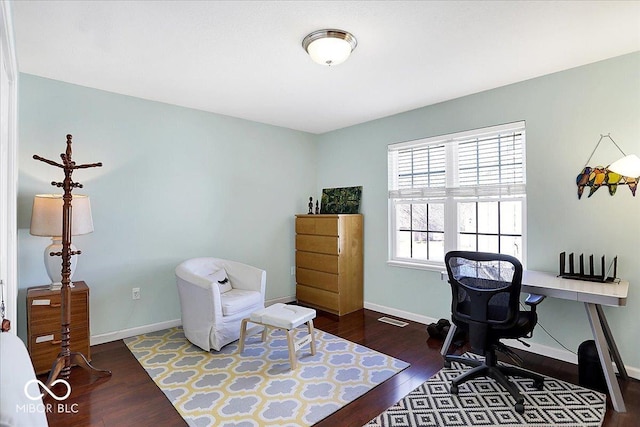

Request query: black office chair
[{"left": 443, "top": 251, "right": 545, "bottom": 414}]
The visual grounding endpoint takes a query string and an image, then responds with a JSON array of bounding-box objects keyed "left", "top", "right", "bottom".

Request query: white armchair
[{"left": 175, "top": 257, "right": 266, "bottom": 351}]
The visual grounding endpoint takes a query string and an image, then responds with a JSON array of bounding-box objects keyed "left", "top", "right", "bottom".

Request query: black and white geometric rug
[{"left": 365, "top": 354, "right": 606, "bottom": 427}]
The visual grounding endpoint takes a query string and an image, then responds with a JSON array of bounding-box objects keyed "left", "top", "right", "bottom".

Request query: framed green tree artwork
[{"left": 320, "top": 186, "right": 362, "bottom": 214}]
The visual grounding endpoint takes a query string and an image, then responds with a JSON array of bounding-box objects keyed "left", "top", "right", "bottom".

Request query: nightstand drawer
[
  {"left": 27, "top": 282, "right": 91, "bottom": 375},
  {"left": 31, "top": 319, "right": 89, "bottom": 338},
  {"left": 29, "top": 293, "right": 62, "bottom": 323},
  {"left": 29, "top": 329, "right": 90, "bottom": 375},
  {"left": 29, "top": 292, "right": 88, "bottom": 333},
  {"left": 30, "top": 323, "right": 88, "bottom": 348}
]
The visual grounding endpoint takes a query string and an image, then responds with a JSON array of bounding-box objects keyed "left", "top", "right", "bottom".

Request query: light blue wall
[
  {"left": 17, "top": 53, "right": 640, "bottom": 373},
  {"left": 316, "top": 52, "right": 640, "bottom": 371},
  {"left": 17, "top": 74, "right": 317, "bottom": 339}
]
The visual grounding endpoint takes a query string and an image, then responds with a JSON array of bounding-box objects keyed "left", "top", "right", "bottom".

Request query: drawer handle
[
  {"left": 51, "top": 340, "right": 61, "bottom": 345},
  {"left": 50, "top": 303, "right": 61, "bottom": 308}
]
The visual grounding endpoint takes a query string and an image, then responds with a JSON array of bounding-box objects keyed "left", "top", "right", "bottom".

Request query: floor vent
[{"left": 378, "top": 317, "right": 409, "bottom": 327}]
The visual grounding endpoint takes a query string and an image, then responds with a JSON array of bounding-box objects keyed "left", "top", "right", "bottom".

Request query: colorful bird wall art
[{"left": 576, "top": 166, "right": 637, "bottom": 198}]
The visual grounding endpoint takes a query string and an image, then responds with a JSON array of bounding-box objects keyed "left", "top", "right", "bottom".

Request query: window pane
[
  {"left": 500, "top": 201, "right": 522, "bottom": 234},
  {"left": 396, "top": 203, "right": 410, "bottom": 230},
  {"left": 412, "top": 231, "right": 428, "bottom": 260},
  {"left": 428, "top": 233, "right": 445, "bottom": 261},
  {"left": 413, "top": 231, "right": 428, "bottom": 243},
  {"left": 477, "top": 202, "right": 498, "bottom": 234},
  {"left": 395, "top": 230, "right": 411, "bottom": 258},
  {"left": 478, "top": 235, "right": 499, "bottom": 253},
  {"left": 411, "top": 204, "right": 427, "bottom": 230},
  {"left": 459, "top": 234, "right": 476, "bottom": 252},
  {"left": 500, "top": 236, "right": 522, "bottom": 259},
  {"left": 428, "top": 204, "right": 444, "bottom": 232},
  {"left": 458, "top": 202, "right": 476, "bottom": 233}
]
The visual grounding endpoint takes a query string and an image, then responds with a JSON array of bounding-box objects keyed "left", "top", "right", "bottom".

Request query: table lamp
[{"left": 30, "top": 194, "right": 94, "bottom": 290}]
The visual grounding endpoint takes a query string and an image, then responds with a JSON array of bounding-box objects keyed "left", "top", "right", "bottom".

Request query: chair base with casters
[{"left": 445, "top": 347, "right": 544, "bottom": 414}]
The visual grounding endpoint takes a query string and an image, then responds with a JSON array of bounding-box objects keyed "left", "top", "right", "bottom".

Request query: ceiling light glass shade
[
  {"left": 608, "top": 154, "right": 640, "bottom": 178},
  {"left": 302, "top": 29, "right": 357, "bottom": 66}
]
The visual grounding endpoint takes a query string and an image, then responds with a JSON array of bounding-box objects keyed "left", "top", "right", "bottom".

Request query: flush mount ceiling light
[{"left": 302, "top": 29, "right": 357, "bottom": 66}]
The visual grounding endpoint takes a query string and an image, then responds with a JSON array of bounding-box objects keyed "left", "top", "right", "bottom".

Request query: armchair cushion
[
  {"left": 221, "top": 289, "right": 262, "bottom": 316},
  {"left": 209, "top": 268, "right": 232, "bottom": 293}
]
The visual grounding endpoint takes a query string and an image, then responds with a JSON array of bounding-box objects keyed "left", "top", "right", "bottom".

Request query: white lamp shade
[
  {"left": 30, "top": 194, "right": 94, "bottom": 237},
  {"left": 608, "top": 154, "right": 640, "bottom": 178}
]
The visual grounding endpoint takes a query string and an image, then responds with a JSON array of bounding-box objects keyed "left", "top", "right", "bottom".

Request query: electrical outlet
[{"left": 132, "top": 287, "right": 140, "bottom": 300}]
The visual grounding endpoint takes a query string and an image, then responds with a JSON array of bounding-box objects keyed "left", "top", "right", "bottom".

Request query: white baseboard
[
  {"left": 503, "top": 338, "right": 578, "bottom": 365},
  {"left": 266, "top": 295, "right": 296, "bottom": 306},
  {"left": 91, "top": 318, "right": 182, "bottom": 345},
  {"left": 90, "top": 296, "right": 296, "bottom": 346},
  {"left": 364, "top": 301, "right": 640, "bottom": 380},
  {"left": 500, "top": 339, "right": 640, "bottom": 380},
  {"left": 364, "top": 301, "right": 440, "bottom": 326},
  {"left": 625, "top": 365, "right": 640, "bottom": 380}
]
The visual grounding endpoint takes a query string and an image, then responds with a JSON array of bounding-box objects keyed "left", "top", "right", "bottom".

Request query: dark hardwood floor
[{"left": 39, "top": 308, "right": 639, "bottom": 427}]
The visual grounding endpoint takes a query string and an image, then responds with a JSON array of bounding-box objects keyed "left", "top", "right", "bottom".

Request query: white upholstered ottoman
[{"left": 238, "top": 303, "right": 316, "bottom": 369}]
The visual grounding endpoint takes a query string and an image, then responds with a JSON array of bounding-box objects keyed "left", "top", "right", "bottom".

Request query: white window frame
[{"left": 388, "top": 122, "right": 527, "bottom": 271}]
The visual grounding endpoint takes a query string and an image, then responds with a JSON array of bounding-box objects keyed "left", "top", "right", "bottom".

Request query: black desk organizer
[{"left": 559, "top": 251, "right": 619, "bottom": 283}]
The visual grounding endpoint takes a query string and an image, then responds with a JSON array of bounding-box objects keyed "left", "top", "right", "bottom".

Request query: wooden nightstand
[{"left": 26, "top": 281, "right": 90, "bottom": 375}]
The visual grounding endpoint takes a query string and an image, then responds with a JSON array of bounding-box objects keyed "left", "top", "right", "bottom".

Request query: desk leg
[
  {"left": 595, "top": 304, "right": 628, "bottom": 381},
  {"left": 585, "top": 303, "right": 626, "bottom": 412},
  {"left": 440, "top": 323, "right": 457, "bottom": 357}
]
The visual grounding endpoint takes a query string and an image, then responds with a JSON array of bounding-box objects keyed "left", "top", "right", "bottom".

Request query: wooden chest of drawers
[
  {"left": 26, "top": 281, "right": 90, "bottom": 375},
  {"left": 295, "top": 214, "right": 363, "bottom": 315}
]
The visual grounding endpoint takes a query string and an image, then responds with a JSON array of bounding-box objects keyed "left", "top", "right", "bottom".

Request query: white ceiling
[{"left": 11, "top": 1, "right": 640, "bottom": 134}]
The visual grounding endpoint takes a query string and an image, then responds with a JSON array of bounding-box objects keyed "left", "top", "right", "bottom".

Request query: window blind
[{"left": 389, "top": 122, "right": 526, "bottom": 199}]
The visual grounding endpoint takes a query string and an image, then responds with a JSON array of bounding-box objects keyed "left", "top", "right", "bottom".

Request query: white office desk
[
  {"left": 521, "top": 270, "right": 628, "bottom": 307},
  {"left": 440, "top": 269, "right": 629, "bottom": 412}
]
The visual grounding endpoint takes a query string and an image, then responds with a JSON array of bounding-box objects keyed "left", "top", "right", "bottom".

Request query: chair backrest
[{"left": 445, "top": 251, "right": 523, "bottom": 353}]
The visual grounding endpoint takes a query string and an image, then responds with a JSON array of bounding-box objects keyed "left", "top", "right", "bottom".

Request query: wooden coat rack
[{"left": 34, "top": 134, "right": 111, "bottom": 386}]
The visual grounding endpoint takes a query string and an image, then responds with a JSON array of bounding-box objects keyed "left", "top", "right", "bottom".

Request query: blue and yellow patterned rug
[{"left": 125, "top": 326, "right": 409, "bottom": 427}]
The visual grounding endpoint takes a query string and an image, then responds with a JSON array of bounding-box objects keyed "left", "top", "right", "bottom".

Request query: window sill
[{"left": 387, "top": 259, "right": 445, "bottom": 273}]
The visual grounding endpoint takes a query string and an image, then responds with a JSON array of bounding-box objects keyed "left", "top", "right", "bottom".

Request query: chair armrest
[
  {"left": 525, "top": 293, "right": 545, "bottom": 306},
  {"left": 225, "top": 262, "right": 266, "bottom": 295},
  {"left": 524, "top": 293, "right": 546, "bottom": 312}
]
